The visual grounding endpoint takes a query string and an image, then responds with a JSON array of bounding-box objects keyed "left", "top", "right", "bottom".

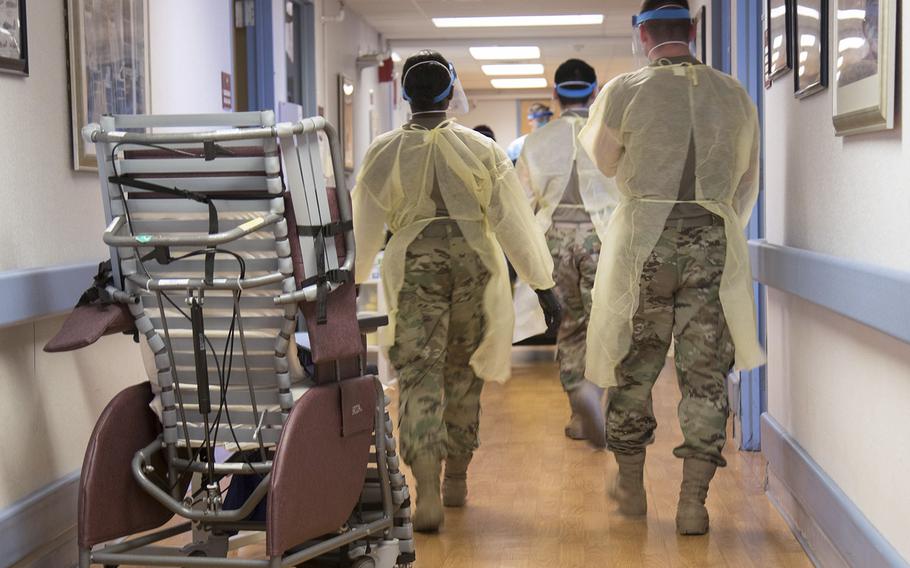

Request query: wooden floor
[
  {"left": 395, "top": 355, "right": 811, "bottom": 568},
  {"left": 136, "top": 355, "right": 811, "bottom": 568}
]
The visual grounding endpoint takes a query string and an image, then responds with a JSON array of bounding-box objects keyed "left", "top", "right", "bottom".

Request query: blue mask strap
[
  {"left": 403, "top": 61, "right": 456, "bottom": 103},
  {"left": 633, "top": 7, "right": 691, "bottom": 27},
  {"left": 555, "top": 81, "right": 597, "bottom": 99}
]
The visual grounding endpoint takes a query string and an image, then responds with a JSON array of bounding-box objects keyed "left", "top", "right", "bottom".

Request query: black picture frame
[
  {"left": 0, "top": 0, "right": 28, "bottom": 76},
  {"left": 766, "top": 0, "right": 792, "bottom": 82},
  {"left": 694, "top": 6, "right": 708, "bottom": 63},
  {"left": 793, "top": 0, "right": 829, "bottom": 98}
]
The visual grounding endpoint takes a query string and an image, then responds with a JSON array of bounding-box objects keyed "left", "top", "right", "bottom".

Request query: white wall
[
  {"left": 763, "top": 2, "right": 910, "bottom": 561},
  {"left": 314, "top": 0, "right": 388, "bottom": 184},
  {"left": 0, "top": 2, "right": 234, "bottom": 510},
  {"left": 460, "top": 98, "right": 520, "bottom": 149},
  {"left": 0, "top": 3, "right": 110, "bottom": 272},
  {"left": 149, "top": 1, "right": 233, "bottom": 114}
]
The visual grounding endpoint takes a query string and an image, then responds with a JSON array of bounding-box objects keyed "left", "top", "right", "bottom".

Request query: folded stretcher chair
[{"left": 74, "top": 111, "right": 413, "bottom": 567}]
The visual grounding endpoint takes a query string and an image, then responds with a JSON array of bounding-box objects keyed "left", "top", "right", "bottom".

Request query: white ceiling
[{"left": 343, "top": 0, "right": 642, "bottom": 94}]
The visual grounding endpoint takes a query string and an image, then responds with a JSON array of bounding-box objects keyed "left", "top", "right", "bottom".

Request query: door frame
[{"left": 733, "top": 0, "right": 767, "bottom": 451}]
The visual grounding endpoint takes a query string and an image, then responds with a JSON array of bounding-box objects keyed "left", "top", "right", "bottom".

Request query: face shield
[
  {"left": 402, "top": 60, "right": 470, "bottom": 117},
  {"left": 631, "top": 5, "right": 693, "bottom": 67},
  {"left": 527, "top": 108, "right": 554, "bottom": 128}
]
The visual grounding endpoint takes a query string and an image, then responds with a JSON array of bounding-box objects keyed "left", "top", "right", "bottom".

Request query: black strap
[
  {"left": 295, "top": 220, "right": 353, "bottom": 238},
  {"left": 294, "top": 220, "right": 353, "bottom": 324}
]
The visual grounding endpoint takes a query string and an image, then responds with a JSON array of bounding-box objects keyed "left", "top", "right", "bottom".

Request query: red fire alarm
[{"left": 379, "top": 57, "right": 394, "bottom": 83}]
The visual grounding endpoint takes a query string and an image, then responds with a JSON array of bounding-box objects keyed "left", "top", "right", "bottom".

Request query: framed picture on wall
[
  {"left": 793, "top": 0, "right": 828, "bottom": 98},
  {"left": 766, "top": 0, "right": 791, "bottom": 82},
  {"left": 833, "top": 0, "right": 896, "bottom": 135},
  {"left": 0, "top": 0, "right": 28, "bottom": 75},
  {"left": 66, "top": 0, "right": 150, "bottom": 171},
  {"left": 338, "top": 74, "right": 355, "bottom": 172}
]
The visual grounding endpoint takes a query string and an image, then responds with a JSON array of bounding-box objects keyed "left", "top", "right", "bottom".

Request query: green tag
[{"left": 135, "top": 234, "right": 153, "bottom": 244}]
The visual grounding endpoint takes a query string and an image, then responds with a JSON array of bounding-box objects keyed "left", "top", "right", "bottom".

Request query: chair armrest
[{"left": 357, "top": 312, "right": 389, "bottom": 334}]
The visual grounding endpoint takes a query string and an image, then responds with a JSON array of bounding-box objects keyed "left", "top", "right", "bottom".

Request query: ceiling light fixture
[
  {"left": 435, "top": 14, "right": 604, "bottom": 28},
  {"left": 469, "top": 46, "right": 541, "bottom": 60},
  {"left": 491, "top": 77, "right": 549, "bottom": 89},
  {"left": 482, "top": 64, "right": 545, "bottom": 76}
]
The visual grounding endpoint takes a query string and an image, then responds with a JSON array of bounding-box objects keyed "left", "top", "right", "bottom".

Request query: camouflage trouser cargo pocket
[
  {"left": 606, "top": 221, "right": 734, "bottom": 466},
  {"left": 390, "top": 228, "right": 490, "bottom": 464}
]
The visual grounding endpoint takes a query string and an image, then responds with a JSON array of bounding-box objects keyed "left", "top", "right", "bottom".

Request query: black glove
[{"left": 535, "top": 288, "right": 562, "bottom": 334}]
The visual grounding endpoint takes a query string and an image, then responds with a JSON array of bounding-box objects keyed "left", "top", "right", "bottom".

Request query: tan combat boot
[
  {"left": 676, "top": 458, "right": 717, "bottom": 535},
  {"left": 442, "top": 453, "right": 472, "bottom": 507},
  {"left": 610, "top": 452, "right": 647, "bottom": 516},
  {"left": 567, "top": 380, "right": 606, "bottom": 448},
  {"left": 564, "top": 412, "right": 585, "bottom": 440},
  {"left": 410, "top": 456, "right": 444, "bottom": 532}
]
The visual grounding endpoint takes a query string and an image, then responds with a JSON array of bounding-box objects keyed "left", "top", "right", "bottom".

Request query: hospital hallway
[{"left": 3, "top": 0, "right": 910, "bottom": 566}]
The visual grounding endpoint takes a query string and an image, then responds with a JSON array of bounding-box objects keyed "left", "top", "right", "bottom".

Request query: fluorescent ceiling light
[
  {"left": 482, "top": 64, "right": 545, "bottom": 76},
  {"left": 491, "top": 77, "right": 549, "bottom": 89},
  {"left": 434, "top": 14, "right": 604, "bottom": 28},
  {"left": 837, "top": 9, "right": 866, "bottom": 20},
  {"left": 470, "top": 46, "right": 541, "bottom": 60}
]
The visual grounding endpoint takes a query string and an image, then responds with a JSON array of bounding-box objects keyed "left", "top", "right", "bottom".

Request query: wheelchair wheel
[{"left": 351, "top": 557, "right": 376, "bottom": 568}]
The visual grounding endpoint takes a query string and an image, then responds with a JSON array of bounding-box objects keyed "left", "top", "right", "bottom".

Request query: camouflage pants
[
  {"left": 606, "top": 220, "right": 734, "bottom": 466},
  {"left": 547, "top": 223, "right": 601, "bottom": 392},
  {"left": 390, "top": 225, "right": 490, "bottom": 465}
]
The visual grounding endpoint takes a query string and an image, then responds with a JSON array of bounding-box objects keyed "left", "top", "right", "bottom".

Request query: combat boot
[
  {"left": 610, "top": 451, "right": 647, "bottom": 516},
  {"left": 410, "top": 456, "right": 444, "bottom": 532},
  {"left": 676, "top": 458, "right": 717, "bottom": 535},
  {"left": 564, "top": 412, "right": 585, "bottom": 440},
  {"left": 442, "top": 453, "right": 472, "bottom": 507},
  {"left": 568, "top": 380, "right": 606, "bottom": 448}
]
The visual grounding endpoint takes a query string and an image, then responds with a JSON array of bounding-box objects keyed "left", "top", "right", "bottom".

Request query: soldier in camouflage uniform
[
  {"left": 579, "top": 0, "right": 764, "bottom": 536},
  {"left": 516, "top": 59, "right": 617, "bottom": 448},
  {"left": 353, "top": 51, "right": 559, "bottom": 533}
]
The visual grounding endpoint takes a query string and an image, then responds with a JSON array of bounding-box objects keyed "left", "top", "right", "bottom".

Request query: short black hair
[
  {"left": 402, "top": 50, "right": 454, "bottom": 111},
  {"left": 639, "top": 0, "right": 693, "bottom": 43},
  {"left": 554, "top": 59, "right": 597, "bottom": 107},
  {"left": 473, "top": 124, "right": 496, "bottom": 141}
]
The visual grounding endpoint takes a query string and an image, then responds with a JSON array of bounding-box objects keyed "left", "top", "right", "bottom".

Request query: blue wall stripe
[
  {"left": 750, "top": 240, "right": 910, "bottom": 344},
  {"left": 0, "top": 263, "right": 96, "bottom": 328}
]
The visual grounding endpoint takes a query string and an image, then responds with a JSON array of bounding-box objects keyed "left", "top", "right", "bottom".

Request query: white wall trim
[
  {"left": 0, "top": 470, "right": 79, "bottom": 566},
  {"left": 762, "top": 414, "right": 909, "bottom": 568}
]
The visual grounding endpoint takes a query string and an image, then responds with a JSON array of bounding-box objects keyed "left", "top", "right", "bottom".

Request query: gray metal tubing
[
  {"left": 279, "top": 517, "right": 395, "bottom": 566},
  {"left": 132, "top": 439, "right": 271, "bottom": 522},
  {"left": 171, "top": 457, "right": 272, "bottom": 475},
  {"left": 96, "top": 522, "right": 192, "bottom": 554},
  {"left": 273, "top": 282, "right": 336, "bottom": 305},
  {"left": 104, "top": 214, "right": 283, "bottom": 248},
  {"left": 273, "top": 121, "right": 354, "bottom": 307},
  {"left": 126, "top": 272, "right": 284, "bottom": 292},
  {"left": 82, "top": 118, "right": 326, "bottom": 146},
  {"left": 372, "top": 379, "right": 395, "bottom": 524},
  {"left": 91, "top": 550, "right": 269, "bottom": 567},
  {"left": 321, "top": 121, "right": 356, "bottom": 275}
]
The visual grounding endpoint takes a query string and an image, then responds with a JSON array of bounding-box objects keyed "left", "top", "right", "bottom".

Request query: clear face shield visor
[
  {"left": 631, "top": 6, "right": 693, "bottom": 66},
  {"left": 402, "top": 60, "right": 470, "bottom": 117}
]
